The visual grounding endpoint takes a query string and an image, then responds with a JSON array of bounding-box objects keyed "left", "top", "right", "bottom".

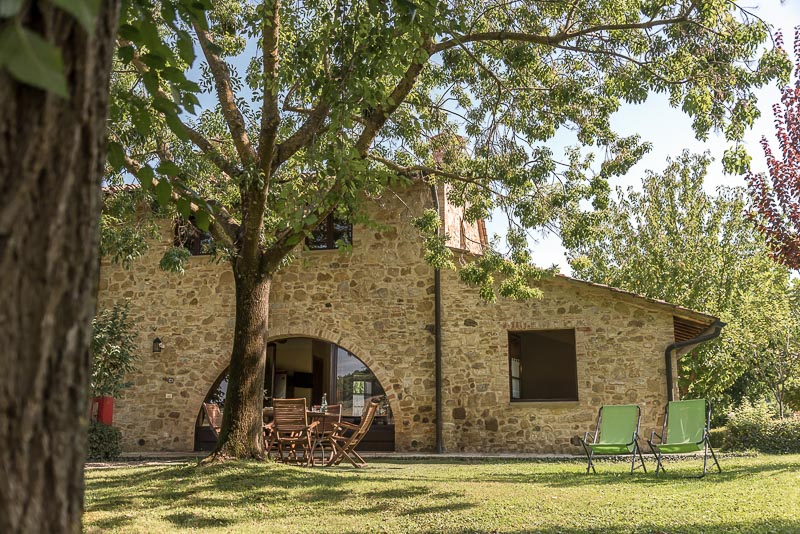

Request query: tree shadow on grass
[
  {"left": 398, "top": 501, "right": 475, "bottom": 516},
  {"left": 365, "top": 455, "right": 800, "bottom": 489},
  {"left": 84, "top": 456, "right": 799, "bottom": 532},
  {"left": 364, "top": 485, "right": 434, "bottom": 499},
  {"left": 85, "top": 514, "right": 135, "bottom": 531},
  {"left": 85, "top": 456, "right": 800, "bottom": 497},
  {"left": 86, "top": 460, "right": 389, "bottom": 525},
  {"left": 163, "top": 511, "right": 233, "bottom": 529},
  {"left": 88, "top": 496, "right": 137, "bottom": 513}
]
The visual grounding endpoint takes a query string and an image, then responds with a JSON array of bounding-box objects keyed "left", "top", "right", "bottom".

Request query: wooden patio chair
[
  {"left": 202, "top": 402, "right": 223, "bottom": 439},
  {"left": 326, "top": 399, "right": 380, "bottom": 467},
  {"left": 271, "top": 398, "right": 318, "bottom": 466},
  {"left": 262, "top": 407, "right": 277, "bottom": 460}
]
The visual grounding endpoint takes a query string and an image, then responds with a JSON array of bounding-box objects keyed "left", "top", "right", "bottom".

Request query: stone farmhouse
[{"left": 97, "top": 181, "right": 721, "bottom": 454}]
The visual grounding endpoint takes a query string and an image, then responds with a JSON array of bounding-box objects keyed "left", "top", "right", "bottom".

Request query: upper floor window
[
  {"left": 509, "top": 329, "right": 578, "bottom": 402},
  {"left": 306, "top": 213, "right": 352, "bottom": 250},
  {"left": 174, "top": 217, "right": 212, "bottom": 255}
]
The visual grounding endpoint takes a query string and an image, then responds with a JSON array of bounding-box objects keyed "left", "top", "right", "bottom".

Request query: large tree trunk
[
  {"left": 210, "top": 268, "right": 272, "bottom": 459},
  {"left": 0, "top": 2, "right": 120, "bottom": 532}
]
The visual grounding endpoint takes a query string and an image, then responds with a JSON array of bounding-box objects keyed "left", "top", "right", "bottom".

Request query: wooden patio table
[{"left": 307, "top": 410, "right": 341, "bottom": 465}]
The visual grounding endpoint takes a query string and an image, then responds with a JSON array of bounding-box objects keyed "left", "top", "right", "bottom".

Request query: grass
[{"left": 84, "top": 454, "right": 800, "bottom": 533}]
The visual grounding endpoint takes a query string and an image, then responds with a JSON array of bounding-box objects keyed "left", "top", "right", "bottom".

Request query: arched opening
[{"left": 195, "top": 337, "right": 394, "bottom": 451}]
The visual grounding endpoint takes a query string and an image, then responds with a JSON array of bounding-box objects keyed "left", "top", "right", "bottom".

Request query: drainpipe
[
  {"left": 664, "top": 319, "right": 726, "bottom": 401},
  {"left": 430, "top": 185, "right": 444, "bottom": 454}
]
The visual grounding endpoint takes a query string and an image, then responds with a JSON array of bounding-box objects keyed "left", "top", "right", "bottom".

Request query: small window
[
  {"left": 174, "top": 217, "right": 212, "bottom": 255},
  {"left": 306, "top": 213, "right": 352, "bottom": 250},
  {"left": 508, "top": 329, "right": 578, "bottom": 402}
]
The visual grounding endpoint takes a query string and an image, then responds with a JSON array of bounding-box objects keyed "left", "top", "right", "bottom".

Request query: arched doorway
[{"left": 195, "top": 337, "right": 394, "bottom": 451}]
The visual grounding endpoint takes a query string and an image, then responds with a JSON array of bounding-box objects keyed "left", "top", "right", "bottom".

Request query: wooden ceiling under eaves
[{"left": 673, "top": 316, "right": 711, "bottom": 343}]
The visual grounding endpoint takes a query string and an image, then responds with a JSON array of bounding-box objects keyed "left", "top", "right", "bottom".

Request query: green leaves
[
  {"left": 565, "top": 151, "right": 794, "bottom": 415},
  {"left": 156, "top": 161, "right": 181, "bottom": 176},
  {"left": 412, "top": 209, "right": 455, "bottom": 271},
  {"left": 176, "top": 197, "right": 191, "bottom": 220},
  {"left": 0, "top": 23, "right": 68, "bottom": 98},
  {"left": 176, "top": 31, "right": 195, "bottom": 64},
  {"left": 107, "top": 141, "right": 125, "bottom": 172},
  {"left": 164, "top": 112, "right": 189, "bottom": 140},
  {"left": 194, "top": 209, "right": 210, "bottom": 232},
  {"left": 155, "top": 179, "right": 172, "bottom": 206},
  {"left": 91, "top": 302, "right": 138, "bottom": 397},
  {"left": 159, "top": 246, "right": 191, "bottom": 274},
  {"left": 104, "top": 0, "right": 788, "bottom": 301},
  {"left": 0, "top": 0, "right": 23, "bottom": 18},
  {"left": 723, "top": 145, "right": 752, "bottom": 175},
  {"left": 0, "top": 0, "right": 101, "bottom": 96},
  {"left": 136, "top": 165, "right": 155, "bottom": 190}
]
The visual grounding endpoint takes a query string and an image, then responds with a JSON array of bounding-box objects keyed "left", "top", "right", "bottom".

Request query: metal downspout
[
  {"left": 664, "top": 319, "right": 726, "bottom": 401},
  {"left": 430, "top": 185, "right": 444, "bottom": 454}
]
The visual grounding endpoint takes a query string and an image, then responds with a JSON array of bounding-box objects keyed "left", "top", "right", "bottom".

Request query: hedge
[
  {"left": 723, "top": 402, "right": 800, "bottom": 454},
  {"left": 708, "top": 427, "right": 727, "bottom": 449},
  {"left": 87, "top": 422, "right": 122, "bottom": 461}
]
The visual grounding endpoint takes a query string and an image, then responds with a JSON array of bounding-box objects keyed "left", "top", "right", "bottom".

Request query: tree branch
[
  {"left": 355, "top": 36, "right": 434, "bottom": 155},
  {"left": 432, "top": 6, "right": 697, "bottom": 54},
  {"left": 122, "top": 153, "right": 238, "bottom": 250},
  {"left": 258, "top": 0, "right": 281, "bottom": 180},
  {"left": 551, "top": 42, "right": 691, "bottom": 86},
  {"left": 193, "top": 23, "right": 258, "bottom": 166},
  {"left": 367, "top": 154, "right": 507, "bottom": 200},
  {"left": 272, "top": 102, "right": 331, "bottom": 170},
  {"left": 120, "top": 39, "right": 241, "bottom": 179}
]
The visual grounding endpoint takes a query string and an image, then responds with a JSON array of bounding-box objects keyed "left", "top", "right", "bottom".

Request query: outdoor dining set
[
  {"left": 258, "top": 397, "right": 378, "bottom": 467},
  {"left": 203, "top": 398, "right": 379, "bottom": 467}
]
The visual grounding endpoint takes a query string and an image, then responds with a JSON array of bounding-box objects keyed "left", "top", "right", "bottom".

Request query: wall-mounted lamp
[{"left": 152, "top": 337, "right": 164, "bottom": 352}]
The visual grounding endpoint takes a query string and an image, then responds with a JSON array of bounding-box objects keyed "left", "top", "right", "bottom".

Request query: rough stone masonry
[{"left": 98, "top": 181, "right": 716, "bottom": 453}]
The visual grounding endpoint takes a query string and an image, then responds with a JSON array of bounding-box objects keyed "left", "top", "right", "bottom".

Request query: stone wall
[
  {"left": 98, "top": 181, "right": 699, "bottom": 453},
  {"left": 439, "top": 265, "right": 679, "bottom": 453},
  {"left": 98, "top": 182, "right": 438, "bottom": 452},
  {"left": 97, "top": 239, "right": 237, "bottom": 451}
]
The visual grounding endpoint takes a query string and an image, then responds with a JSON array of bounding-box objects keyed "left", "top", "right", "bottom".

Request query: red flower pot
[{"left": 90, "top": 396, "right": 114, "bottom": 425}]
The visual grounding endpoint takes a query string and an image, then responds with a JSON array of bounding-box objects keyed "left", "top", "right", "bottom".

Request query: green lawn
[{"left": 84, "top": 454, "right": 800, "bottom": 533}]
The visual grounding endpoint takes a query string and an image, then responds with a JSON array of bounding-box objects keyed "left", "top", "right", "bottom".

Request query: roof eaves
[{"left": 554, "top": 274, "right": 718, "bottom": 325}]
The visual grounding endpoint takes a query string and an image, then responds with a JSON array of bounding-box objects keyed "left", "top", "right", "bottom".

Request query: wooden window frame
[{"left": 305, "top": 213, "right": 353, "bottom": 250}]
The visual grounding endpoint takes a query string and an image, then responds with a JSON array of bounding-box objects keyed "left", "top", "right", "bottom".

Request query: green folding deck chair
[
  {"left": 580, "top": 404, "right": 647, "bottom": 474},
  {"left": 647, "top": 398, "right": 721, "bottom": 477}
]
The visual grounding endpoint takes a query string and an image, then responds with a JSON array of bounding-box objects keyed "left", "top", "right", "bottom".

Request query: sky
[{"left": 484, "top": 1, "right": 800, "bottom": 275}]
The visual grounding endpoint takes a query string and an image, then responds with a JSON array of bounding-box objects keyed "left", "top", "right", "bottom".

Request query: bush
[
  {"left": 708, "top": 426, "right": 727, "bottom": 449},
  {"left": 724, "top": 400, "right": 800, "bottom": 453},
  {"left": 87, "top": 423, "right": 122, "bottom": 461},
  {"left": 91, "top": 302, "right": 137, "bottom": 397},
  {"left": 786, "top": 377, "right": 800, "bottom": 413}
]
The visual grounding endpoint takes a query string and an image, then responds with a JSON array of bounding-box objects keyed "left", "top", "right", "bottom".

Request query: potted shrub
[{"left": 90, "top": 302, "right": 137, "bottom": 425}]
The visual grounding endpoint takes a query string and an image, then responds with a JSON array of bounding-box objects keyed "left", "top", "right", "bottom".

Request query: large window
[
  {"left": 335, "top": 347, "right": 387, "bottom": 417},
  {"left": 509, "top": 329, "right": 578, "bottom": 402},
  {"left": 306, "top": 213, "right": 352, "bottom": 250}
]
